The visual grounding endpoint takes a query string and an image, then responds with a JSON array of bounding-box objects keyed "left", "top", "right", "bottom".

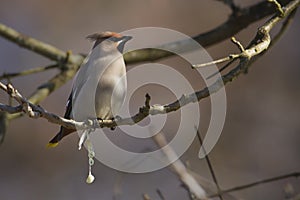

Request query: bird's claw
[
  {"left": 110, "top": 115, "right": 121, "bottom": 131},
  {"left": 86, "top": 118, "right": 100, "bottom": 131},
  {"left": 79, "top": 118, "right": 99, "bottom": 150}
]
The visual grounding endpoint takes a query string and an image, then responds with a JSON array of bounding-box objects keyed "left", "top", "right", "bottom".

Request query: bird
[{"left": 48, "top": 31, "right": 132, "bottom": 147}]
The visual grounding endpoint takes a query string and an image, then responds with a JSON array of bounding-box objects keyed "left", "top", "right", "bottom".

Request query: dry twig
[
  {"left": 208, "top": 172, "right": 300, "bottom": 198},
  {"left": 153, "top": 132, "right": 207, "bottom": 200},
  {"left": 0, "top": 64, "right": 59, "bottom": 80}
]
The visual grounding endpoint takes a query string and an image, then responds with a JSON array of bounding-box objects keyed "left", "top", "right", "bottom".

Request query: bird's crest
[{"left": 86, "top": 31, "right": 122, "bottom": 48}]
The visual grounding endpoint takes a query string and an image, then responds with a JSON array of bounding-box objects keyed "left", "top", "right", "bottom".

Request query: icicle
[{"left": 85, "top": 134, "right": 95, "bottom": 184}]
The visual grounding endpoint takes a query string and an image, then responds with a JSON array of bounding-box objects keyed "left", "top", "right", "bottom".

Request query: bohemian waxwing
[{"left": 48, "top": 31, "right": 132, "bottom": 147}]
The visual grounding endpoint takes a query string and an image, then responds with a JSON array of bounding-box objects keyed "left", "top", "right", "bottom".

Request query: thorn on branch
[
  {"left": 145, "top": 93, "right": 151, "bottom": 109},
  {"left": 64, "top": 50, "right": 72, "bottom": 64},
  {"left": 139, "top": 93, "right": 151, "bottom": 115}
]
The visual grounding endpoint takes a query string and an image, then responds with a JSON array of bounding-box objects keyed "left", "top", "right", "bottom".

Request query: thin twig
[
  {"left": 194, "top": 0, "right": 299, "bottom": 82},
  {"left": 0, "top": 1, "right": 292, "bottom": 66},
  {"left": 7, "top": 63, "right": 80, "bottom": 120},
  {"left": 272, "top": 8, "right": 298, "bottom": 44},
  {"left": 0, "top": 64, "right": 59, "bottom": 80},
  {"left": 191, "top": 55, "right": 236, "bottom": 68},
  {"left": 205, "top": 59, "right": 237, "bottom": 80},
  {"left": 242, "top": 5, "right": 298, "bottom": 74},
  {"left": 209, "top": 172, "right": 300, "bottom": 198},
  {"left": 0, "top": 24, "right": 84, "bottom": 121},
  {"left": 124, "top": 0, "right": 293, "bottom": 64},
  {"left": 195, "top": 127, "right": 223, "bottom": 200},
  {"left": 153, "top": 132, "right": 207, "bottom": 200},
  {"left": 209, "top": 10, "right": 295, "bottom": 81}
]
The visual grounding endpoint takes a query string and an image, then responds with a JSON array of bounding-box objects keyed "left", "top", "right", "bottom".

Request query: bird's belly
[{"left": 95, "top": 75, "right": 126, "bottom": 119}]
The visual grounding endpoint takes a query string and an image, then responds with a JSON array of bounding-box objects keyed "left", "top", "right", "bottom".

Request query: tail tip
[{"left": 47, "top": 142, "right": 59, "bottom": 148}]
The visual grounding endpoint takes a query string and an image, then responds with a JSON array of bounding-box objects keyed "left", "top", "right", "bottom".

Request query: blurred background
[{"left": 0, "top": 0, "right": 299, "bottom": 199}]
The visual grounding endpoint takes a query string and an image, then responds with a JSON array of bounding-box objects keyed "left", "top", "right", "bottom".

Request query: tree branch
[
  {"left": 0, "top": 24, "right": 85, "bottom": 122},
  {"left": 153, "top": 132, "right": 207, "bottom": 200},
  {"left": 194, "top": 0, "right": 299, "bottom": 79},
  {"left": 0, "top": 0, "right": 294, "bottom": 122},
  {"left": 195, "top": 127, "right": 223, "bottom": 200},
  {"left": 0, "top": 24, "right": 83, "bottom": 64},
  {"left": 209, "top": 172, "right": 300, "bottom": 198},
  {"left": 0, "top": 0, "right": 298, "bottom": 131},
  {"left": 0, "top": 64, "right": 59, "bottom": 80},
  {"left": 7, "top": 63, "right": 80, "bottom": 120},
  {"left": 0, "top": 104, "right": 22, "bottom": 114},
  {"left": 0, "top": 1, "right": 292, "bottom": 66},
  {"left": 123, "top": 0, "right": 293, "bottom": 64}
]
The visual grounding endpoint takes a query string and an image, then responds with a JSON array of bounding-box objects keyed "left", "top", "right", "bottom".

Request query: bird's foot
[
  {"left": 86, "top": 117, "right": 101, "bottom": 131},
  {"left": 78, "top": 118, "right": 99, "bottom": 150},
  {"left": 110, "top": 115, "right": 121, "bottom": 131}
]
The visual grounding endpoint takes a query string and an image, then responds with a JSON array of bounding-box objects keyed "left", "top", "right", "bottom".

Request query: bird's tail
[{"left": 47, "top": 126, "right": 75, "bottom": 148}]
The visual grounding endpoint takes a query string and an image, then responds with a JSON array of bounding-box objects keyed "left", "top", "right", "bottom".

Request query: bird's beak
[
  {"left": 121, "top": 35, "right": 132, "bottom": 42},
  {"left": 116, "top": 36, "right": 132, "bottom": 53}
]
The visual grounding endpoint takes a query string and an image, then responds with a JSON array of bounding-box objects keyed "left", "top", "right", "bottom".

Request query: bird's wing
[
  {"left": 63, "top": 92, "right": 73, "bottom": 119},
  {"left": 62, "top": 53, "right": 92, "bottom": 119},
  {"left": 72, "top": 53, "right": 91, "bottom": 99}
]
